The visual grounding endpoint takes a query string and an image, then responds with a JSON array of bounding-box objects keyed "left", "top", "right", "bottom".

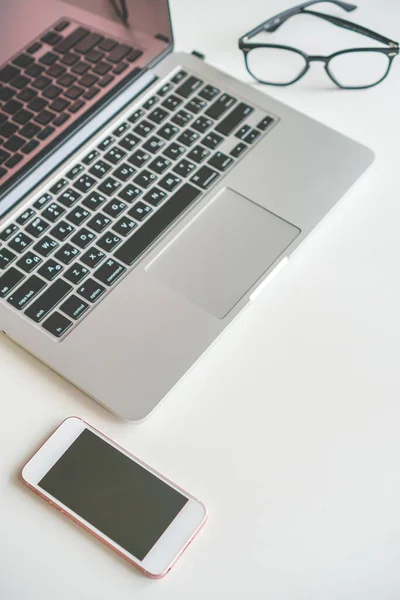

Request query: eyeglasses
[{"left": 239, "top": 0, "right": 399, "bottom": 89}]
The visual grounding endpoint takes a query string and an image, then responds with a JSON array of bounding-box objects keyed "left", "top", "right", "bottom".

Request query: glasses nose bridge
[{"left": 308, "top": 55, "right": 329, "bottom": 63}]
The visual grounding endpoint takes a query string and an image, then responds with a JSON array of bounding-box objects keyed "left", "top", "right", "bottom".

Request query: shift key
[
  {"left": 25, "top": 279, "right": 72, "bottom": 322},
  {"left": 7, "top": 275, "right": 46, "bottom": 310}
]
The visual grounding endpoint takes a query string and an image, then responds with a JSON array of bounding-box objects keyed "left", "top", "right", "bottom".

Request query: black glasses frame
[{"left": 238, "top": 0, "right": 399, "bottom": 89}]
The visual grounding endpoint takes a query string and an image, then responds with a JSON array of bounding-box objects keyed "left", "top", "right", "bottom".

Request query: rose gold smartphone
[{"left": 21, "top": 417, "right": 207, "bottom": 578}]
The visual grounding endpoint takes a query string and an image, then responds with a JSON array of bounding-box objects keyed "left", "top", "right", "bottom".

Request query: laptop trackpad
[{"left": 146, "top": 188, "right": 300, "bottom": 318}]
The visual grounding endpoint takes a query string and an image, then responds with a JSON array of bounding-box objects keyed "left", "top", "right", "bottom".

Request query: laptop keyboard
[
  {"left": 0, "top": 19, "right": 143, "bottom": 187},
  {"left": 0, "top": 68, "right": 276, "bottom": 339}
]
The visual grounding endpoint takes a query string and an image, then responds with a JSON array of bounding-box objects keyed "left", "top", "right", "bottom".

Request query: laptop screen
[{"left": 0, "top": 0, "right": 173, "bottom": 206}]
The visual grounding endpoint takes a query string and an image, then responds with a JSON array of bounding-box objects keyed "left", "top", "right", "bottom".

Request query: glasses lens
[
  {"left": 328, "top": 51, "right": 390, "bottom": 88},
  {"left": 246, "top": 47, "right": 307, "bottom": 84}
]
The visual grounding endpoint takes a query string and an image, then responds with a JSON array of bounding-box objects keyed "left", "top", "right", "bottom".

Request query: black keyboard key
[
  {"left": 54, "top": 27, "right": 89, "bottom": 54},
  {"left": 16, "top": 208, "right": 35, "bottom": 226},
  {"left": 199, "top": 84, "right": 220, "bottom": 101},
  {"left": 177, "top": 129, "right": 199, "bottom": 147},
  {"left": 104, "top": 146, "right": 126, "bottom": 164},
  {"left": 34, "top": 236, "right": 59, "bottom": 257},
  {"left": 126, "top": 49, "right": 142, "bottom": 62},
  {"left": 192, "top": 116, "right": 213, "bottom": 133},
  {"left": 17, "top": 87, "right": 37, "bottom": 102},
  {"left": 0, "top": 167, "right": 7, "bottom": 178},
  {"left": 55, "top": 243, "right": 80, "bottom": 265},
  {"left": 0, "top": 148, "right": 11, "bottom": 164},
  {"left": 65, "top": 85, "right": 84, "bottom": 100},
  {"left": 70, "top": 99, "right": 85, "bottom": 114},
  {"left": 39, "top": 52, "right": 58, "bottom": 66},
  {"left": 157, "top": 82, "right": 172, "bottom": 97},
  {"left": 190, "top": 165, "right": 219, "bottom": 189},
  {"left": 55, "top": 20, "right": 70, "bottom": 32},
  {"left": 93, "top": 62, "right": 111, "bottom": 76},
  {"left": 86, "top": 50, "right": 103, "bottom": 64},
  {"left": 98, "top": 136, "right": 114, "bottom": 151},
  {"left": 25, "top": 278, "right": 71, "bottom": 322},
  {"left": 65, "top": 164, "right": 84, "bottom": 180},
  {"left": 77, "top": 278, "right": 106, "bottom": 303},
  {"left": 11, "top": 74, "right": 30, "bottom": 90},
  {"left": 74, "top": 174, "right": 96, "bottom": 193},
  {"left": 0, "top": 122, "right": 18, "bottom": 138},
  {"left": 37, "top": 125, "right": 55, "bottom": 140},
  {"left": 98, "top": 38, "right": 117, "bottom": 52},
  {"left": 37, "top": 259, "right": 64, "bottom": 282},
  {"left": 9, "top": 232, "right": 33, "bottom": 253},
  {"left": 94, "top": 258, "right": 126, "bottom": 286},
  {"left": 4, "top": 135, "right": 25, "bottom": 152},
  {"left": 5, "top": 153, "right": 23, "bottom": 168},
  {"left": 60, "top": 54, "right": 80, "bottom": 67},
  {"left": 41, "top": 31, "right": 62, "bottom": 45},
  {"left": 115, "top": 183, "right": 201, "bottom": 266},
  {"left": 113, "top": 63, "right": 128, "bottom": 76},
  {"left": 49, "top": 178, "right": 68, "bottom": 195},
  {"left": 162, "top": 94, "right": 182, "bottom": 111},
  {"left": 208, "top": 151, "right": 234, "bottom": 171},
  {"left": 97, "top": 232, "right": 122, "bottom": 252},
  {"left": 17, "top": 50, "right": 39, "bottom": 66},
  {"left": 50, "top": 98, "right": 70, "bottom": 113},
  {"left": 128, "top": 149, "right": 150, "bottom": 168},
  {"left": 42, "top": 311, "right": 72, "bottom": 337},
  {"left": 127, "top": 108, "right": 144, "bottom": 124},
  {"left": 26, "top": 42, "right": 42, "bottom": 54},
  {"left": 0, "top": 86, "right": 16, "bottom": 102},
  {"left": 148, "top": 107, "right": 168, "bottom": 124},
  {"left": 98, "top": 177, "right": 121, "bottom": 196},
  {"left": 202, "top": 131, "right": 223, "bottom": 149},
  {"left": 0, "top": 223, "right": 19, "bottom": 242},
  {"left": 128, "top": 201, "right": 152, "bottom": 221},
  {"left": 64, "top": 262, "right": 89, "bottom": 284},
  {"left": 118, "top": 185, "right": 141, "bottom": 204},
  {"left": 32, "top": 76, "right": 51, "bottom": 90},
  {"left": 47, "top": 64, "right": 66, "bottom": 78},
  {"left": 71, "top": 228, "right": 96, "bottom": 249},
  {"left": 112, "top": 216, "right": 137, "bottom": 237},
  {"left": 66, "top": 206, "right": 90, "bottom": 226},
  {"left": 20, "top": 123, "right": 40, "bottom": 139},
  {"left": 79, "top": 73, "right": 98, "bottom": 87},
  {"left": 205, "top": 94, "right": 236, "bottom": 119},
  {"left": 33, "top": 193, "right": 52, "bottom": 210},
  {"left": 235, "top": 124, "right": 251, "bottom": 140},
  {"left": 148, "top": 156, "right": 171, "bottom": 175},
  {"left": 133, "top": 120, "right": 155, "bottom": 138},
  {"left": 0, "top": 65, "right": 20, "bottom": 83},
  {"left": 75, "top": 33, "right": 103, "bottom": 54},
  {"left": 171, "top": 70, "right": 187, "bottom": 84},
  {"left": 25, "top": 217, "right": 49, "bottom": 238},
  {"left": 163, "top": 142, "right": 185, "bottom": 160},
  {"left": 42, "top": 202, "right": 65, "bottom": 222},
  {"left": 175, "top": 76, "right": 202, "bottom": 98},
  {"left": 230, "top": 142, "right": 247, "bottom": 158},
  {"left": 28, "top": 97, "right": 48, "bottom": 112},
  {"left": 53, "top": 113, "right": 70, "bottom": 127},
  {"left": 34, "top": 109, "right": 55, "bottom": 125},
  {"left": 134, "top": 170, "right": 157, "bottom": 189},
  {"left": 143, "top": 96, "right": 158, "bottom": 110},
  {"left": 103, "top": 199, "right": 126, "bottom": 218},
  {"left": 257, "top": 115, "right": 274, "bottom": 131},
  {"left": 43, "top": 84, "right": 63, "bottom": 99},
  {"left": 7, "top": 275, "right": 46, "bottom": 310},
  {"left": 51, "top": 221, "right": 75, "bottom": 242},
  {"left": 16, "top": 251, "right": 42, "bottom": 273},
  {"left": 82, "top": 191, "right": 106, "bottom": 211},
  {"left": 89, "top": 159, "right": 111, "bottom": 179},
  {"left": 81, "top": 247, "right": 105, "bottom": 268},
  {"left": 60, "top": 295, "right": 89, "bottom": 320},
  {"left": 119, "top": 133, "right": 140, "bottom": 150},
  {"left": 143, "top": 187, "right": 167, "bottom": 207},
  {"left": 243, "top": 128, "right": 261, "bottom": 144},
  {"left": 112, "top": 122, "right": 129, "bottom": 137},
  {"left": 26, "top": 64, "right": 44, "bottom": 77},
  {"left": 0, "top": 247, "right": 17, "bottom": 269},
  {"left": 215, "top": 103, "right": 254, "bottom": 136},
  {"left": 113, "top": 163, "right": 135, "bottom": 182},
  {"left": 58, "top": 188, "right": 81, "bottom": 208},
  {"left": 0, "top": 268, "right": 25, "bottom": 298},
  {"left": 173, "top": 158, "right": 196, "bottom": 178},
  {"left": 187, "top": 144, "right": 210, "bottom": 163},
  {"left": 82, "top": 149, "right": 99, "bottom": 165},
  {"left": 108, "top": 44, "right": 132, "bottom": 63},
  {"left": 158, "top": 123, "right": 179, "bottom": 140},
  {"left": 142, "top": 136, "right": 165, "bottom": 154},
  {"left": 185, "top": 96, "right": 207, "bottom": 114},
  {"left": 58, "top": 72, "right": 77, "bottom": 86}
]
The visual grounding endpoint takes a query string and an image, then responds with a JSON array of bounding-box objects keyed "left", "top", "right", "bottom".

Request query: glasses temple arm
[
  {"left": 304, "top": 9, "right": 399, "bottom": 46},
  {"left": 239, "top": 0, "right": 356, "bottom": 43}
]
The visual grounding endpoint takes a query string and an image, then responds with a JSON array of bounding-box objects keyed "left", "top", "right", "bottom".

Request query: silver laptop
[{"left": 0, "top": 0, "right": 373, "bottom": 420}]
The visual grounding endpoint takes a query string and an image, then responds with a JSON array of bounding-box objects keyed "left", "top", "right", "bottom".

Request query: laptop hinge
[{"left": 191, "top": 50, "right": 205, "bottom": 60}]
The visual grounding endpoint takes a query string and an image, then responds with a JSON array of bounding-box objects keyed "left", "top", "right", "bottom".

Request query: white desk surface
[{"left": 1, "top": 1, "right": 400, "bottom": 598}]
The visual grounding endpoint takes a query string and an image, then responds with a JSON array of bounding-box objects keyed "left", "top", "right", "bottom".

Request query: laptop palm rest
[{"left": 145, "top": 187, "right": 300, "bottom": 318}]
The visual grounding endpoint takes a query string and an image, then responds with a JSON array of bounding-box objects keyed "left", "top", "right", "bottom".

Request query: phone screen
[{"left": 38, "top": 429, "right": 188, "bottom": 561}]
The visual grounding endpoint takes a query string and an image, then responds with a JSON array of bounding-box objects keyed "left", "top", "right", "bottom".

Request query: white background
[{"left": 1, "top": 0, "right": 400, "bottom": 598}]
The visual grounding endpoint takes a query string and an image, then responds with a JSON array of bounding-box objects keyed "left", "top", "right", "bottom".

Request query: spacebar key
[{"left": 115, "top": 183, "right": 201, "bottom": 266}]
